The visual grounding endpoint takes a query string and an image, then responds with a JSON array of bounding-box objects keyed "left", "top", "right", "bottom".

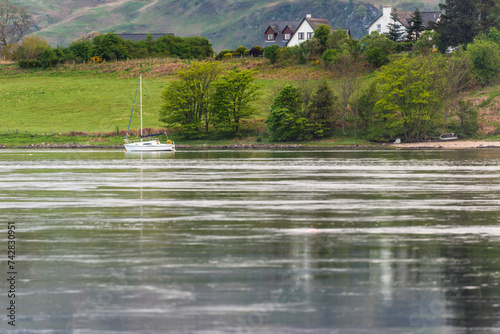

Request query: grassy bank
[
  {"left": 0, "top": 58, "right": 338, "bottom": 147},
  {"left": 0, "top": 130, "right": 377, "bottom": 148},
  {"left": 0, "top": 133, "right": 124, "bottom": 147},
  {"left": 1, "top": 58, "right": 499, "bottom": 148}
]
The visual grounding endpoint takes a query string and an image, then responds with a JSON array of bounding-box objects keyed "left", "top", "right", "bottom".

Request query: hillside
[
  {"left": 1, "top": 58, "right": 498, "bottom": 138},
  {"left": 16, "top": 0, "right": 441, "bottom": 51}
]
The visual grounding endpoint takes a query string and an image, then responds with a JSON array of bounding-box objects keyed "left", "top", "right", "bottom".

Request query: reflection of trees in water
[
  {"left": 259, "top": 230, "right": 500, "bottom": 331},
  {"left": 442, "top": 242, "right": 500, "bottom": 329}
]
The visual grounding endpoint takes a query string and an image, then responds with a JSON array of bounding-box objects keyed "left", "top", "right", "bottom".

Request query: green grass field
[
  {"left": 0, "top": 74, "right": 170, "bottom": 133},
  {"left": 0, "top": 59, "right": 337, "bottom": 135}
]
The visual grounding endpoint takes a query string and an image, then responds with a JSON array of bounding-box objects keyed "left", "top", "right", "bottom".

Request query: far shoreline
[
  {"left": 2, "top": 140, "right": 500, "bottom": 150},
  {"left": 392, "top": 140, "right": 500, "bottom": 149}
]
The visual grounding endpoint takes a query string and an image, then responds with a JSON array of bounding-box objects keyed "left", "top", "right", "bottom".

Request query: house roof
[
  {"left": 260, "top": 20, "right": 302, "bottom": 47},
  {"left": 394, "top": 10, "right": 441, "bottom": 28},
  {"left": 284, "top": 25, "right": 296, "bottom": 33},
  {"left": 394, "top": 11, "right": 413, "bottom": 28},
  {"left": 305, "top": 17, "right": 333, "bottom": 31},
  {"left": 367, "top": 8, "right": 441, "bottom": 30},
  {"left": 420, "top": 11, "right": 441, "bottom": 27},
  {"left": 267, "top": 25, "right": 279, "bottom": 34}
]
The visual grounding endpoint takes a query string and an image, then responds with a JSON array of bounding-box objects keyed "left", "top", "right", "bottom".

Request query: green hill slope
[{"left": 16, "top": 0, "right": 440, "bottom": 51}]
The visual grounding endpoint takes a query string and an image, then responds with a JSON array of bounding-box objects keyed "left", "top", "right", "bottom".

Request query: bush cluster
[
  {"left": 215, "top": 46, "right": 263, "bottom": 60},
  {"left": 10, "top": 33, "right": 214, "bottom": 68}
]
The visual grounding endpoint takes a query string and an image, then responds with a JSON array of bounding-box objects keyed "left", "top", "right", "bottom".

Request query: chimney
[
  {"left": 383, "top": 5, "right": 391, "bottom": 17},
  {"left": 306, "top": 13, "right": 312, "bottom": 18}
]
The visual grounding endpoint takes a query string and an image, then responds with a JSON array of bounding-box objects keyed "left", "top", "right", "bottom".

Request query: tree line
[
  {"left": 160, "top": 25, "right": 499, "bottom": 142},
  {"left": 2, "top": 32, "right": 214, "bottom": 68}
]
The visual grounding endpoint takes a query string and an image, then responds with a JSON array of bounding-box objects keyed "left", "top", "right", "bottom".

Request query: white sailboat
[{"left": 124, "top": 75, "right": 175, "bottom": 152}]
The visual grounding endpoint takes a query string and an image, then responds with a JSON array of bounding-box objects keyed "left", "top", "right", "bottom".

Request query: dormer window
[
  {"left": 267, "top": 33, "right": 274, "bottom": 41},
  {"left": 284, "top": 33, "right": 291, "bottom": 40}
]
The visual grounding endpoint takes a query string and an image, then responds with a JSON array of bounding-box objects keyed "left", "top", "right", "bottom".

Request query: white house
[
  {"left": 260, "top": 14, "right": 337, "bottom": 48},
  {"left": 367, "top": 5, "right": 441, "bottom": 38},
  {"left": 286, "top": 14, "right": 332, "bottom": 47}
]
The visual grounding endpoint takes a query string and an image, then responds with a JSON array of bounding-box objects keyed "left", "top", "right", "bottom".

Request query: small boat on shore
[{"left": 440, "top": 133, "right": 458, "bottom": 141}]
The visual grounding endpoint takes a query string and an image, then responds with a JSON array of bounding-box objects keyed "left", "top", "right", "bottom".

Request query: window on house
[
  {"left": 377, "top": 24, "right": 381, "bottom": 33},
  {"left": 267, "top": 33, "right": 274, "bottom": 41},
  {"left": 284, "top": 33, "right": 290, "bottom": 40},
  {"left": 307, "top": 32, "right": 313, "bottom": 39},
  {"left": 298, "top": 32, "right": 304, "bottom": 40}
]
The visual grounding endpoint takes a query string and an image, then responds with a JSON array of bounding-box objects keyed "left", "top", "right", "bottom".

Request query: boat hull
[
  {"left": 124, "top": 140, "right": 175, "bottom": 152},
  {"left": 439, "top": 133, "right": 458, "bottom": 141}
]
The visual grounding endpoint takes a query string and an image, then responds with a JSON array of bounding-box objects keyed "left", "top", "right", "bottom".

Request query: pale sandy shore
[{"left": 392, "top": 140, "right": 500, "bottom": 149}]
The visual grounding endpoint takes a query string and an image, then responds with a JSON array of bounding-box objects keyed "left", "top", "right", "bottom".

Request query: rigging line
[{"left": 125, "top": 77, "right": 141, "bottom": 140}]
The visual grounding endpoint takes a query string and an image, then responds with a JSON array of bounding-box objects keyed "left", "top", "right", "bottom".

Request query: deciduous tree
[
  {"left": 13, "top": 35, "right": 48, "bottom": 60},
  {"left": 442, "top": 52, "right": 476, "bottom": 130},
  {"left": 160, "top": 62, "right": 222, "bottom": 138},
  {"left": 211, "top": 69, "right": 260, "bottom": 137},
  {"left": 314, "top": 24, "right": 331, "bottom": 48},
  {"left": 333, "top": 53, "right": 362, "bottom": 134},
  {"left": 0, "top": 0, "right": 34, "bottom": 54},
  {"left": 361, "top": 31, "right": 395, "bottom": 59},
  {"left": 356, "top": 82, "right": 379, "bottom": 133},
  {"left": 376, "top": 55, "right": 447, "bottom": 142},
  {"left": 326, "top": 29, "right": 355, "bottom": 50}
]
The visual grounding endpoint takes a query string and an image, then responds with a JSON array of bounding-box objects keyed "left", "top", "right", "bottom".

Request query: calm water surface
[{"left": 2, "top": 149, "right": 500, "bottom": 333}]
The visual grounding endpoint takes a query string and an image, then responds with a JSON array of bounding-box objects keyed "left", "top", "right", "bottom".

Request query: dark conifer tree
[
  {"left": 387, "top": 9, "right": 404, "bottom": 42},
  {"left": 407, "top": 8, "right": 425, "bottom": 42},
  {"left": 434, "top": 0, "right": 480, "bottom": 47},
  {"left": 475, "top": 0, "right": 500, "bottom": 34}
]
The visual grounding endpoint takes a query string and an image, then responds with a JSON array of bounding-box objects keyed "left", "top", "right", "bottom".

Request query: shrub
[
  {"left": 467, "top": 39, "right": 500, "bottom": 85},
  {"left": 321, "top": 48, "right": 341, "bottom": 65},
  {"left": 249, "top": 46, "right": 263, "bottom": 57},
  {"left": 40, "top": 48, "right": 59, "bottom": 68},
  {"left": 90, "top": 33, "right": 130, "bottom": 61},
  {"left": 217, "top": 49, "right": 233, "bottom": 60},
  {"left": 235, "top": 46, "right": 248, "bottom": 56},
  {"left": 263, "top": 45, "right": 280, "bottom": 64},
  {"left": 365, "top": 47, "right": 389, "bottom": 67},
  {"left": 455, "top": 100, "right": 478, "bottom": 137},
  {"left": 18, "top": 59, "right": 41, "bottom": 68}
]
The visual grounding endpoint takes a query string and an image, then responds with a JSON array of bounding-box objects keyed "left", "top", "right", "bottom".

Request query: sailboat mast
[{"left": 140, "top": 75, "right": 143, "bottom": 141}]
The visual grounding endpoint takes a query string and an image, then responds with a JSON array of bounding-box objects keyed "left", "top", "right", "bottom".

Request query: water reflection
[{"left": 1, "top": 149, "right": 500, "bottom": 333}]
